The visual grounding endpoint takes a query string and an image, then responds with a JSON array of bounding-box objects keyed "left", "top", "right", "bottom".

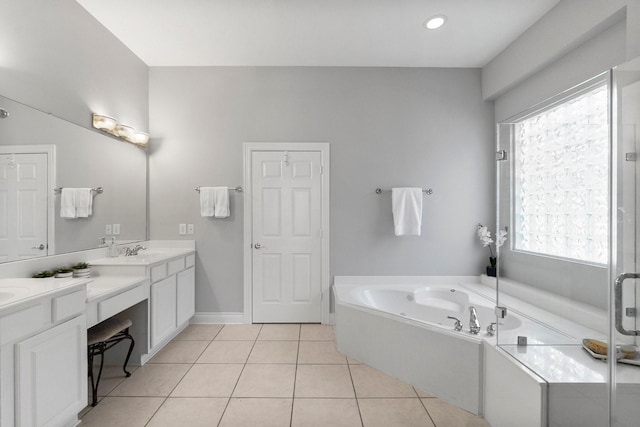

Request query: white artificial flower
[
  {"left": 476, "top": 224, "right": 493, "bottom": 247},
  {"left": 496, "top": 229, "right": 507, "bottom": 248}
]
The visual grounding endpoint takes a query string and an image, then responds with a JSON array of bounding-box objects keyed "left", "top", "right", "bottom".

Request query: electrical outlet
[
  {"left": 105, "top": 224, "right": 112, "bottom": 235},
  {"left": 187, "top": 224, "right": 194, "bottom": 235},
  {"left": 112, "top": 224, "right": 120, "bottom": 235},
  {"left": 179, "top": 223, "right": 187, "bottom": 235}
]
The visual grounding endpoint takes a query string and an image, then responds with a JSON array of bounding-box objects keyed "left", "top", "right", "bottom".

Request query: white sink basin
[{"left": 0, "top": 286, "right": 32, "bottom": 304}]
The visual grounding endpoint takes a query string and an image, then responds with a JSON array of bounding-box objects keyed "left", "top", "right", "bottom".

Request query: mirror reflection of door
[{"left": 0, "top": 153, "right": 48, "bottom": 262}]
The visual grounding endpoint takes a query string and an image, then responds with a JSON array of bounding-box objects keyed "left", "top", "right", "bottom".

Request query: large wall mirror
[{"left": 0, "top": 95, "right": 147, "bottom": 263}]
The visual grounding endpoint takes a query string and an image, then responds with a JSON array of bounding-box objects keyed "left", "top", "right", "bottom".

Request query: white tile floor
[{"left": 80, "top": 324, "right": 491, "bottom": 426}]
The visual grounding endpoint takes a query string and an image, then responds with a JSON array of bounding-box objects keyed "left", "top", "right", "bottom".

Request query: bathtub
[{"left": 333, "top": 276, "right": 523, "bottom": 415}]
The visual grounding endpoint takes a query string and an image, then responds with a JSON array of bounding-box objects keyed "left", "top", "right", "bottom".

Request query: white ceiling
[{"left": 76, "top": 0, "right": 560, "bottom": 68}]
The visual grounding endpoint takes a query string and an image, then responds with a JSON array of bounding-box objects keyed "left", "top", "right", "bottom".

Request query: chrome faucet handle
[
  {"left": 447, "top": 316, "right": 463, "bottom": 332},
  {"left": 469, "top": 306, "right": 481, "bottom": 335},
  {"left": 486, "top": 322, "right": 497, "bottom": 336}
]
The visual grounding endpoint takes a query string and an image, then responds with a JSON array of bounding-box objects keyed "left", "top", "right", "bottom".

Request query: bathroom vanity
[
  {"left": 0, "top": 242, "right": 196, "bottom": 427},
  {"left": 0, "top": 278, "right": 89, "bottom": 427},
  {"left": 90, "top": 244, "right": 196, "bottom": 363}
]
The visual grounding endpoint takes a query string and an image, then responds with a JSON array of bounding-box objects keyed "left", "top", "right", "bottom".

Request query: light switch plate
[
  {"left": 179, "top": 223, "right": 187, "bottom": 235},
  {"left": 187, "top": 224, "right": 194, "bottom": 235},
  {"left": 112, "top": 224, "right": 120, "bottom": 235},
  {"left": 105, "top": 224, "right": 112, "bottom": 235}
]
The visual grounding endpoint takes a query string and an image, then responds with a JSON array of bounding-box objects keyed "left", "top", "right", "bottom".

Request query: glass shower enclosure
[{"left": 495, "top": 56, "right": 640, "bottom": 426}]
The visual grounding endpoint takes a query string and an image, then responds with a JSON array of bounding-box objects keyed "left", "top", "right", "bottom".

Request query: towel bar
[
  {"left": 54, "top": 187, "right": 103, "bottom": 194},
  {"left": 375, "top": 187, "right": 433, "bottom": 195},
  {"left": 195, "top": 186, "right": 243, "bottom": 193}
]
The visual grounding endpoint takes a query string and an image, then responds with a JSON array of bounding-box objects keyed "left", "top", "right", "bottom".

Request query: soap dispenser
[{"left": 108, "top": 237, "right": 119, "bottom": 257}]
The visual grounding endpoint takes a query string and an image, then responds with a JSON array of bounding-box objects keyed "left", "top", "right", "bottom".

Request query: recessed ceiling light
[{"left": 424, "top": 14, "right": 447, "bottom": 30}]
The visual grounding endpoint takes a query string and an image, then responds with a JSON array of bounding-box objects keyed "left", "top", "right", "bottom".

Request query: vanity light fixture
[
  {"left": 424, "top": 14, "right": 447, "bottom": 30},
  {"left": 91, "top": 113, "right": 150, "bottom": 148}
]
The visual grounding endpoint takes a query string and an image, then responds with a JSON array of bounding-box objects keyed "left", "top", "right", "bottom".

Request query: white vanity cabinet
[
  {"left": 149, "top": 258, "right": 195, "bottom": 351},
  {"left": 176, "top": 267, "right": 195, "bottom": 327},
  {"left": 15, "top": 314, "right": 86, "bottom": 427},
  {"left": 150, "top": 275, "right": 177, "bottom": 347},
  {"left": 91, "top": 248, "right": 196, "bottom": 360},
  {"left": 0, "top": 281, "right": 88, "bottom": 427}
]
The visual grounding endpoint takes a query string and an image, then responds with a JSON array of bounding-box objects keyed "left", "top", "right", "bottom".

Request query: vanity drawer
[
  {"left": 0, "top": 303, "right": 48, "bottom": 345},
  {"left": 98, "top": 286, "right": 146, "bottom": 322},
  {"left": 52, "top": 290, "right": 85, "bottom": 323},
  {"left": 150, "top": 263, "right": 167, "bottom": 282},
  {"left": 167, "top": 257, "right": 185, "bottom": 276},
  {"left": 185, "top": 253, "right": 195, "bottom": 268}
]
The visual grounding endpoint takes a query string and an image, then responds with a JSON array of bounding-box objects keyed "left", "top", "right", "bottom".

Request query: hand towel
[
  {"left": 213, "top": 186, "right": 230, "bottom": 218},
  {"left": 75, "top": 188, "right": 93, "bottom": 217},
  {"left": 392, "top": 187, "right": 423, "bottom": 236},
  {"left": 60, "top": 188, "right": 76, "bottom": 218},
  {"left": 200, "top": 187, "right": 215, "bottom": 217}
]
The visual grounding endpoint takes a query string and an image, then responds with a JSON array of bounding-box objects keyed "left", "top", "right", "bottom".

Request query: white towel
[
  {"left": 200, "top": 187, "right": 215, "bottom": 217},
  {"left": 75, "top": 188, "right": 93, "bottom": 217},
  {"left": 213, "top": 187, "right": 230, "bottom": 218},
  {"left": 60, "top": 188, "right": 76, "bottom": 218},
  {"left": 391, "top": 187, "right": 423, "bottom": 236}
]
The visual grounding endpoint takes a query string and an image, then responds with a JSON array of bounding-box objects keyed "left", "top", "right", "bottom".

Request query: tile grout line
[
  {"left": 141, "top": 326, "right": 222, "bottom": 426},
  {"left": 216, "top": 324, "right": 263, "bottom": 427},
  {"left": 346, "top": 348, "right": 365, "bottom": 427},
  {"left": 416, "top": 390, "right": 438, "bottom": 427},
  {"left": 289, "top": 324, "right": 302, "bottom": 426}
]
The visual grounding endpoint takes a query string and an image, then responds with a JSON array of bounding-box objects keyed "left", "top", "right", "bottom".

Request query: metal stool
[{"left": 87, "top": 317, "right": 135, "bottom": 406}]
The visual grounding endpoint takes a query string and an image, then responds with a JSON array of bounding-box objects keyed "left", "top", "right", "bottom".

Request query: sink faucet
[
  {"left": 469, "top": 306, "right": 481, "bottom": 335},
  {"left": 124, "top": 245, "right": 147, "bottom": 256}
]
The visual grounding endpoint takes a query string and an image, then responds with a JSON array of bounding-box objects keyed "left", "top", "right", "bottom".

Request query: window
[{"left": 512, "top": 83, "right": 609, "bottom": 264}]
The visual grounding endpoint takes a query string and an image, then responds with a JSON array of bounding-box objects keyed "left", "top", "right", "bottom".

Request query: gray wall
[
  {"left": 487, "top": 5, "right": 634, "bottom": 309},
  {"left": 482, "top": 0, "right": 640, "bottom": 100},
  {"left": 149, "top": 67, "right": 495, "bottom": 313},
  {"left": 0, "top": 0, "right": 148, "bottom": 132}
]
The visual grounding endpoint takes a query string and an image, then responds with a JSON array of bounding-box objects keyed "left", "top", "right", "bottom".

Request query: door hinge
[
  {"left": 320, "top": 165, "right": 324, "bottom": 175},
  {"left": 495, "top": 306, "right": 507, "bottom": 318},
  {"left": 626, "top": 153, "right": 637, "bottom": 162},
  {"left": 626, "top": 307, "right": 637, "bottom": 317},
  {"left": 496, "top": 150, "right": 507, "bottom": 161}
]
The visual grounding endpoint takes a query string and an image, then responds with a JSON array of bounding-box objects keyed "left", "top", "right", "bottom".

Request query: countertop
[
  {"left": 0, "top": 277, "right": 90, "bottom": 314},
  {"left": 90, "top": 248, "right": 195, "bottom": 266}
]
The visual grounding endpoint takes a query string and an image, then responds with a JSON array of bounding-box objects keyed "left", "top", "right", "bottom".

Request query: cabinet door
[
  {"left": 177, "top": 267, "right": 195, "bottom": 326},
  {"left": 151, "top": 275, "right": 177, "bottom": 348},
  {"left": 15, "top": 315, "right": 87, "bottom": 427}
]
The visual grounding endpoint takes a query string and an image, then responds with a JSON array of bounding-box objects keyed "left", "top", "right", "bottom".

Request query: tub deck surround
[
  {"left": 334, "top": 276, "right": 640, "bottom": 426},
  {"left": 334, "top": 277, "right": 492, "bottom": 415}
]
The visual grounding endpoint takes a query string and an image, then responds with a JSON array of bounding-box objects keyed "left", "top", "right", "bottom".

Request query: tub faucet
[
  {"left": 446, "top": 316, "right": 463, "bottom": 332},
  {"left": 469, "top": 306, "right": 481, "bottom": 335}
]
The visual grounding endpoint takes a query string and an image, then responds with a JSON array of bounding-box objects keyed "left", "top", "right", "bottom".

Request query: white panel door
[
  {"left": 252, "top": 151, "right": 322, "bottom": 323},
  {"left": 0, "top": 153, "right": 48, "bottom": 262}
]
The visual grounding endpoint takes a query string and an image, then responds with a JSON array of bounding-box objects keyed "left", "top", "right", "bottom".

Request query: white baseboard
[{"left": 191, "top": 312, "right": 245, "bottom": 324}]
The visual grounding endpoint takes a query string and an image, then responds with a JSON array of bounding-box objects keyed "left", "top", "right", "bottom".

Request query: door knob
[
  {"left": 254, "top": 243, "right": 262, "bottom": 249},
  {"left": 31, "top": 244, "right": 45, "bottom": 250}
]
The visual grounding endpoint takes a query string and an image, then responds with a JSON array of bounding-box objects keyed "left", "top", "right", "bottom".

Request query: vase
[{"left": 486, "top": 266, "right": 496, "bottom": 277}]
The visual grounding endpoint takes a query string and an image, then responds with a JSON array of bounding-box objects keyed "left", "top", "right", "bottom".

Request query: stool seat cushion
[{"left": 88, "top": 318, "right": 132, "bottom": 345}]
